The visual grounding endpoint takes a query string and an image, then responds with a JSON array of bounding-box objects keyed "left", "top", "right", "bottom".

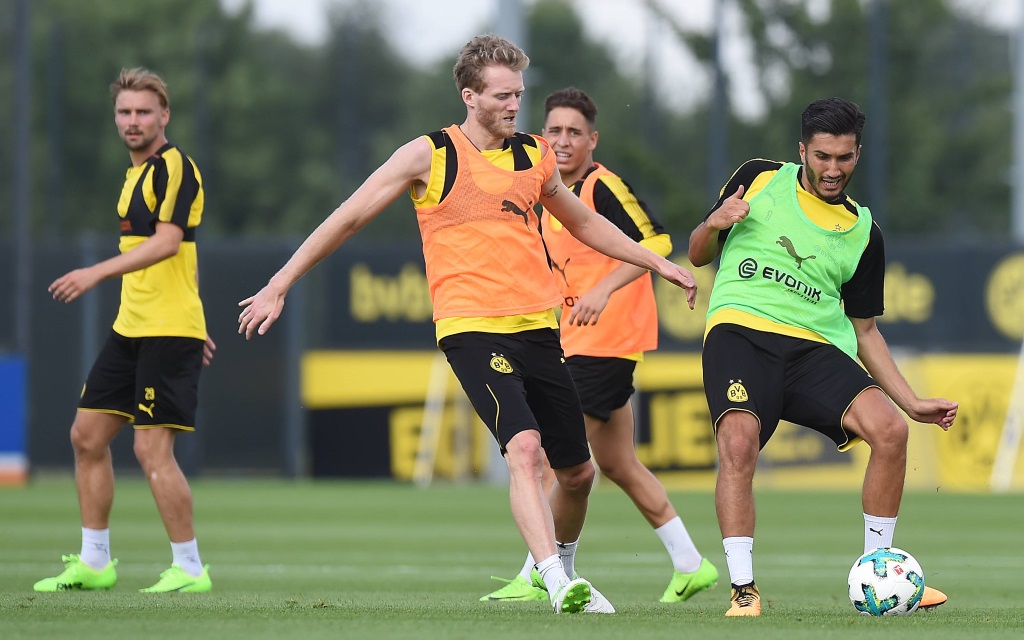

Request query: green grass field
[{"left": 1, "top": 477, "right": 1022, "bottom": 639}]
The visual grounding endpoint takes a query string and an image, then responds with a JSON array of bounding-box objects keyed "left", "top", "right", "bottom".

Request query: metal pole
[
  {"left": 48, "top": 22, "right": 64, "bottom": 239},
  {"left": 1014, "top": 1, "right": 1024, "bottom": 243},
  {"left": 283, "top": 272, "right": 307, "bottom": 477},
  {"left": 708, "top": 0, "right": 729, "bottom": 204},
  {"left": 14, "top": 0, "right": 32, "bottom": 358},
  {"left": 494, "top": 0, "right": 528, "bottom": 133},
  {"left": 866, "top": 0, "right": 888, "bottom": 227}
]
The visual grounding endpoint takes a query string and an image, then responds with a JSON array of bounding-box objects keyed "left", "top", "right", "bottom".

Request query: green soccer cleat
[
  {"left": 34, "top": 554, "right": 118, "bottom": 592},
  {"left": 659, "top": 557, "right": 719, "bottom": 603},
  {"left": 530, "top": 567, "right": 545, "bottom": 590},
  {"left": 140, "top": 564, "right": 211, "bottom": 593},
  {"left": 479, "top": 575, "right": 547, "bottom": 602}
]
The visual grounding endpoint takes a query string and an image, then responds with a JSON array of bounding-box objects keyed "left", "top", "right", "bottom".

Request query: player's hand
[
  {"left": 707, "top": 185, "right": 748, "bottom": 230},
  {"left": 238, "top": 283, "right": 287, "bottom": 340},
  {"left": 48, "top": 267, "right": 102, "bottom": 303},
  {"left": 907, "top": 398, "right": 958, "bottom": 430},
  {"left": 567, "top": 288, "right": 611, "bottom": 326},
  {"left": 202, "top": 336, "right": 217, "bottom": 366},
  {"left": 655, "top": 261, "right": 697, "bottom": 310}
]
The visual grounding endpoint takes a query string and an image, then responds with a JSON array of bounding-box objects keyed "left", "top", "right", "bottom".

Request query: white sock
[
  {"left": 519, "top": 553, "right": 536, "bottom": 581},
  {"left": 556, "top": 539, "right": 578, "bottom": 578},
  {"left": 170, "top": 538, "right": 204, "bottom": 577},
  {"left": 655, "top": 516, "right": 703, "bottom": 573},
  {"left": 863, "top": 513, "right": 897, "bottom": 553},
  {"left": 80, "top": 527, "right": 111, "bottom": 570},
  {"left": 536, "top": 554, "right": 569, "bottom": 598},
  {"left": 723, "top": 536, "right": 754, "bottom": 586}
]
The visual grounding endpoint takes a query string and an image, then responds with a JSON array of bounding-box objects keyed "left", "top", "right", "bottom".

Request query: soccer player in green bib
[{"left": 689, "top": 97, "right": 957, "bottom": 617}]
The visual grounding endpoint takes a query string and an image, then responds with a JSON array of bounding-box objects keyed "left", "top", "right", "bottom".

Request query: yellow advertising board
[{"left": 302, "top": 350, "right": 1024, "bottom": 492}]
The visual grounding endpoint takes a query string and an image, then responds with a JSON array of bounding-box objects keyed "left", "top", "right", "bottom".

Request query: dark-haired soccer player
[
  {"left": 689, "top": 97, "right": 956, "bottom": 616},
  {"left": 36, "top": 67, "right": 215, "bottom": 594},
  {"left": 238, "top": 35, "right": 699, "bottom": 614}
]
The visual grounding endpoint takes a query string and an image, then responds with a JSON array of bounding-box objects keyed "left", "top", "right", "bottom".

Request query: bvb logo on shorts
[
  {"left": 490, "top": 353, "right": 513, "bottom": 374},
  {"left": 727, "top": 379, "right": 748, "bottom": 402}
]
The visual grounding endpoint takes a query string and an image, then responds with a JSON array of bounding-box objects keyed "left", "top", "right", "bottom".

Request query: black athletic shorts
[
  {"left": 439, "top": 329, "right": 591, "bottom": 469},
  {"left": 79, "top": 329, "right": 204, "bottom": 430},
  {"left": 702, "top": 323, "right": 878, "bottom": 450},
  {"left": 566, "top": 355, "right": 636, "bottom": 422}
]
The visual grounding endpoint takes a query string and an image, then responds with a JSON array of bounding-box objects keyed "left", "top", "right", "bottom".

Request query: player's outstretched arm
[
  {"left": 542, "top": 171, "right": 697, "bottom": 309},
  {"left": 238, "top": 137, "right": 432, "bottom": 339},
  {"left": 853, "top": 316, "right": 958, "bottom": 430}
]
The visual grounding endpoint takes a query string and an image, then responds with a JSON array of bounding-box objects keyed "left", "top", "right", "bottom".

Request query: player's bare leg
[
  {"left": 33, "top": 412, "right": 125, "bottom": 591},
  {"left": 505, "top": 430, "right": 593, "bottom": 612},
  {"left": 134, "top": 427, "right": 195, "bottom": 543},
  {"left": 72, "top": 411, "right": 127, "bottom": 530},
  {"left": 715, "top": 411, "right": 762, "bottom": 616},
  {"left": 586, "top": 402, "right": 673, "bottom": 527}
]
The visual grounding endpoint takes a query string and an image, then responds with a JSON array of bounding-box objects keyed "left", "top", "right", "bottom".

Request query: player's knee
[
  {"left": 865, "top": 416, "right": 908, "bottom": 455},
  {"left": 556, "top": 461, "right": 595, "bottom": 494},
  {"left": 505, "top": 431, "right": 543, "bottom": 462},
  {"left": 70, "top": 422, "right": 105, "bottom": 458},
  {"left": 132, "top": 434, "right": 175, "bottom": 471},
  {"left": 716, "top": 426, "right": 759, "bottom": 472},
  {"left": 593, "top": 453, "right": 638, "bottom": 485}
]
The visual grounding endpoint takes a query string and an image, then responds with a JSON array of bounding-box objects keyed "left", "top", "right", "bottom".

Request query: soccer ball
[{"left": 847, "top": 547, "right": 925, "bottom": 616}]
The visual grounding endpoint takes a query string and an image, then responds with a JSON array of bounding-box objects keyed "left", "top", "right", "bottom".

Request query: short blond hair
[
  {"left": 452, "top": 34, "right": 529, "bottom": 93},
  {"left": 110, "top": 67, "right": 169, "bottom": 109}
]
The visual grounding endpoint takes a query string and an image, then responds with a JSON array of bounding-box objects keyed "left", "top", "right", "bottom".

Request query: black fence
[{"left": 2, "top": 236, "right": 1022, "bottom": 476}]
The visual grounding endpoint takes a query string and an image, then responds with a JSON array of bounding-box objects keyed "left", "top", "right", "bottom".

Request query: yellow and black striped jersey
[
  {"left": 568, "top": 165, "right": 670, "bottom": 256},
  {"left": 112, "top": 142, "right": 206, "bottom": 340}
]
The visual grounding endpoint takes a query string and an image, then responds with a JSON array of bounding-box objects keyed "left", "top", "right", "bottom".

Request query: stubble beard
[
  {"left": 478, "top": 108, "right": 516, "bottom": 140},
  {"left": 121, "top": 130, "right": 156, "bottom": 152},
  {"left": 804, "top": 162, "right": 848, "bottom": 203}
]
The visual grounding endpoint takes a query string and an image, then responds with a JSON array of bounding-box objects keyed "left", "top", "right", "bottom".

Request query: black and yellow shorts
[
  {"left": 439, "top": 329, "right": 590, "bottom": 469},
  {"left": 702, "top": 323, "right": 877, "bottom": 450},
  {"left": 79, "top": 329, "right": 204, "bottom": 430},
  {"left": 566, "top": 355, "right": 636, "bottom": 422}
]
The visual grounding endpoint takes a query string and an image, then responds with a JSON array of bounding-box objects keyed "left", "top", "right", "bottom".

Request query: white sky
[{"left": 221, "top": 0, "right": 1021, "bottom": 119}]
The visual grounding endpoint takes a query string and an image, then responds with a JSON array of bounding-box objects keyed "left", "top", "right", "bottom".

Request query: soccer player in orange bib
[
  {"left": 238, "top": 36, "right": 698, "bottom": 614},
  {"left": 479, "top": 88, "right": 718, "bottom": 606}
]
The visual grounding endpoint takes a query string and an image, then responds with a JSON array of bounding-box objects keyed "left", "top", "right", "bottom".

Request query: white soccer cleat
[
  {"left": 584, "top": 582, "right": 616, "bottom": 613},
  {"left": 551, "top": 577, "right": 592, "bottom": 614}
]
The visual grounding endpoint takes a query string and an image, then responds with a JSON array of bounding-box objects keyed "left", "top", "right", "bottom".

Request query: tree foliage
[
  {"left": 728, "top": 0, "right": 1012, "bottom": 236},
  {"left": 0, "top": 0, "right": 1014, "bottom": 242}
]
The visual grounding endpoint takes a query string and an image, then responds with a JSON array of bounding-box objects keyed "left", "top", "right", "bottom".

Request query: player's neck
[
  {"left": 458, "top": 120, "right": 504, "bottom": 151},
  {"left": 128, "top": 136, "right": 168, "bottom": 167},
  {"left": 560, "top": 161, "right": 594, "bottom": 188}
]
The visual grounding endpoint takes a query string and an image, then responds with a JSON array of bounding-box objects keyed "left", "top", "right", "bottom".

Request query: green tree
[{"left": 729, "top": 0, "right": 1012, "bottom": 237}]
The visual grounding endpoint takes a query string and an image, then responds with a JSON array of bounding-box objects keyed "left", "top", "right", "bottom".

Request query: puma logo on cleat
[
  {"left": 501, "top": 199, "right": 531, "bottom": 226},
  {"left": 138, "top": 402, "right": 155, "bottom": 418},
  {"left": 777, "top": 236, "right": 816, "bottom": 269}
]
